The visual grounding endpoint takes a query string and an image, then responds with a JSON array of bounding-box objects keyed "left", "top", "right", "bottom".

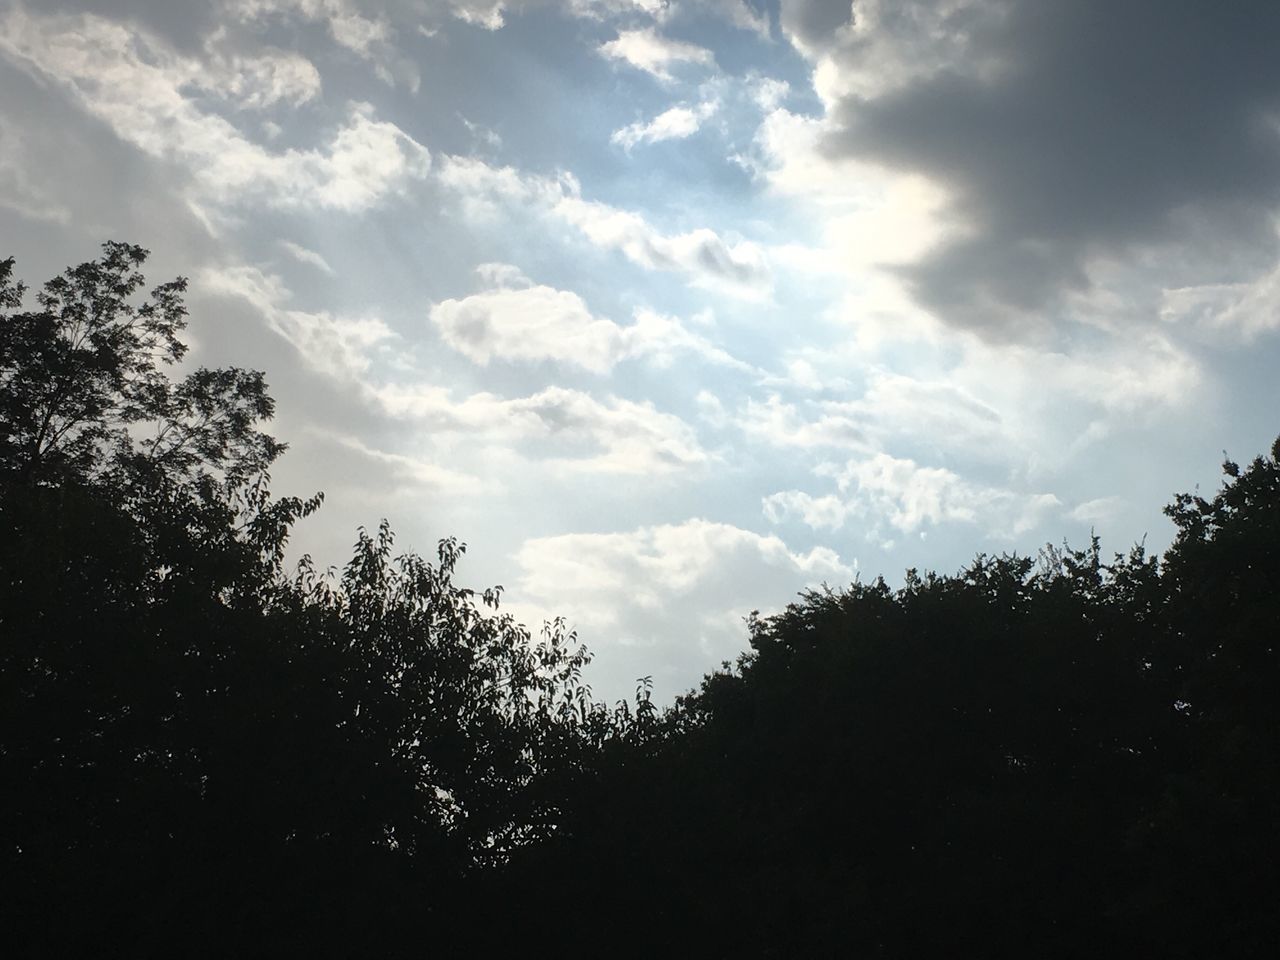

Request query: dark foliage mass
[{"left": 3, "top": 245, "right": 1278, "bottom": 957}]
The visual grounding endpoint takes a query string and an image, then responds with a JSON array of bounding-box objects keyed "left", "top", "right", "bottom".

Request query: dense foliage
[
  {"left": 0, "top": 246, "right": 628, "bottom": 955},
  {"left": 531, "top": 475, "right": 1280, "bottom": 956},
  {"left": 3, "top": 245, "right": 1278, "bottom": 956}
]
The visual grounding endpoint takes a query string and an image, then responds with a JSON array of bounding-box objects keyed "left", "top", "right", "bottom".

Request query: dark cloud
[
  {"left": 815, "top": 0, "right": 1280, "bottom": 336},
  {"left": 778, "top": 0, "right": 854, "bottom": 49}
]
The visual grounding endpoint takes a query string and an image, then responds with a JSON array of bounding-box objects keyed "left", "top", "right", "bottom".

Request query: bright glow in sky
[{"left": 4, "top": 0, "right": 1280, "bottom": 701}]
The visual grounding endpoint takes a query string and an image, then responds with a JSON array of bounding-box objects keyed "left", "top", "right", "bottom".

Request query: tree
[
  {"left": 0, "top": 244, "right": 607, "bottom": 956},
  {"left": 521, "top": 444, "right": 1280, "bottom": 958},
  {"left": 0, "top": 242, "right": 280, "bottom": 488}
]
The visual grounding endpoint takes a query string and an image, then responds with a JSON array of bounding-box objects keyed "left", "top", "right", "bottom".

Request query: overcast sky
[{"left": 4, "top": 0, "right": 1280, "bottom": 702}]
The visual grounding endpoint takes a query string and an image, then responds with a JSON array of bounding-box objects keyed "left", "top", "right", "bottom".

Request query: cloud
[
  {"left": 554, "top": 196, "right": 770, "bottom": 298},
  {"left": 279, "top": 240, "right": 335, "bottom": 274},
  {"left": 704, "top": 0, "right": 773, "bottom": 38},
  {"left": 444, "top": 1, "right": 508, "bottom": 30},
  {"left": 204, "top": 259, "right": 715, "bottom": 478},
  {"left": 611, "top": 100, "right": 719, "bottom": 150},
  {"left": 623, "top": 308, "right": 757, "bottom": 371},
  {"left": 306, "top": 428, "right": 492, "bottom": 496},
  {"left": 375, "top": 384, "right": 711, "bottom": 476},
  {"left": 952, "top": 331, "right": 1201, "bottom": 420},
  {"left": 432, "top": 280, "right": 622, "bottom": 372},
  {"left": 599, "top": 27, "right": 715, "bottom": 82},
  {"left": 201, "top": 264, "right": 396, "bottom": 380},
  {"left": 0, "top": 118, "right": 70, "bottom": 223},
  {"left": 741, "top": 370, "right": 1010, "bottom": 457},
  {"left": 739, "top": 328, "right": 1201, "bottom": 487},
  {"left": 436, "top": 156, "right": 771, "bottom": 297},
  {"left": 516, "top": 519, "right": 853, "bottom": 628},
  {"left": 1068, "top": 496, "right": 1125, "bottom": 525},
  {"left": 695, "top": 389, "right": 728, "bottom": 427},
  {"left": 0, "top": 8, "right": 430, "bottom": 215},
  {"left": 764, "top": 452, "right": 1060, "bottom": 540},
  {"left": 775, "top": 0, "right": 1280, "bottom": 338},
  {"left": 202, "top": 44, "right": 322, "bottom": 110},
  {"left": 417, "top": 0, "right": 681, "bottom": 33},
  {"left": 430, "top": 266, "right": 756, "bottom": 372},
  {"left": 231, "top": 0, "right": 417, "bottom": 86},
  {"left": 509, "top": 518, "right": 853, "bottom": 699},
  {"left": 1160, "top": 258, "right": 1280, "bottom": 342},
  {"left": 738, "top": 395, "right": 872, "bottom": 452}
]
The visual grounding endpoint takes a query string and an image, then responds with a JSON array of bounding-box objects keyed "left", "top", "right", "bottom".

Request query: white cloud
[
  {"left": 516, "top": 519, "right": 852, "bottom": 628},
  {"left": 417, "top": 0, "right": 679, "bottom": 34},
  {"left": 624, "top": 308, "right": 756, "bottom": 371},
  {"left": 201, "top": 44, "right": 322, "bottom": 110},
  {"left": 705, "top": 0, "right": 773, "bottom": 38},
  {"left": 744, "top": 371, "right": 1010, "bottom": 458},
  {"left": 761, "top": 490, "right": 849, "bottom": 531},
  {"left": 1068, "top": 497, "right": 1125, "bottom": 525},
  {"left": 738, "top": 323, "right": 1200, "bottom": 493},
  {"left": 554, "top": 196, "right": 770, "bottom": 298},
  {"left": 375, "top": 384, "right": 710, "bottom": 476},
  {"left": 826, "top": 372, "right": 1008, "bottom": 457},
  {"left": 436, "top": 156, "right": 771, "bottom": 298},
  {"left": 201, "top": 265, "right": 395, "bottom": 380},
  {"left": 764, "top": 452, "right": 1060, "bottom": 540},
  {"left": 204, "top": 262, "right": 713, "bottom": 478},
  {"left": 1160, "top": 260, "right": 1280, "bottom": 341},
  {"left": 279, "top": 240, "right": 335, "bottom": 274},
  {"left": 311, "top": 104, "right": 431, "bottom": 209},
  {"left": 739, "top": 395, "right": 872, "bottom": 451},
  {"left": 0, "top": 9, "right": 430, "bottom": 214},
  {"left": 611, "top": 100, "right": 718, "bottom": 150},
  {"left": 474, "top": 261, "right": 534, "bottom": 289},
  {"left": 430, "top": 266, "right": 756, "bottom": 372},
  {"left": 444, "top": 0, "right": 509, "bottom": 29},
  {"left": 508, "top": 518, "right": 853, "bottom": 699},
  {"left": 599, "top": 28, "right": 715, "bottom": 82},
  {"left": 695, "top": 389, "right": 728, "bottom": 427},
  {"left": 750, "top": 77, "right": 791, "bottom": 111},
  {"left": 231, "top": 0, "right": 414, "bottom": 86},
  {"left": 432, "top": 282, "right": 622, "bottom": 372},
  {"left": 952, "top": 332, "right": 1202, "bottom": 422}
]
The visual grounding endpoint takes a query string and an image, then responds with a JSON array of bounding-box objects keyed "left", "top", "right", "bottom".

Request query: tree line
[{"left": 3, "top": 244, "right": 1278, "bottom": 956}]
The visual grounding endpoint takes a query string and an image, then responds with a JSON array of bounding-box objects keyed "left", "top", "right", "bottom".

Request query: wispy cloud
[
  {"left": 0, "top": 9, "right": 429, "bottom": 216},
  {"left": 430, "top": 265, "right": 754, "bottom": 373},
  {"left": 437, "top": 156, "right": 771, "bottom": 298},
  {"left": 279, "top": 240, "right": 335, "bottom": 274},
  {"left": 201, "top": 265, "right": 395, "bottom": 380},
  {"left": 375, "top": 383, "right": 711, "bottom": 476},
  {"left": 600, "top": 27, "right": 714, "bottom": 82},
  {"left": 611, "top": 100, "right": 719, "bottom": 151},
  {"left": 765, "top": 452, "right": 1060, "bottom": 542}
]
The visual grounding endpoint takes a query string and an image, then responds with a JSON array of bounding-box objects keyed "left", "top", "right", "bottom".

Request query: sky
[{"left": 4, "top": 0, "right": 1280, "bottom": 703}]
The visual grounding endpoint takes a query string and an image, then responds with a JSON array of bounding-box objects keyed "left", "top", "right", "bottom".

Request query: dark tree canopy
[
  {"left": 510, "top": 442, "right": 1280, "bottom": 958},
  {"left": 0, "top": 243, "right": 279, "bottom": 488},
  {"left": 3, "top": 243, "right": 1278, "bottom": 958},
  {"left": 0, "top": 245, "right": 625, "bottom": 957}
]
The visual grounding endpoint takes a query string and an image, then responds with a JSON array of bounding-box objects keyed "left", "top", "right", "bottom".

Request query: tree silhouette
[
  {"left": 515, "top": 452, "right": 1280, "bottom": 958},
  {"left": 0, "top": 245, "right": 605, "bottom": 956},
  {"left": 0, "top": 244, "right": 279, "bottom": 488}
]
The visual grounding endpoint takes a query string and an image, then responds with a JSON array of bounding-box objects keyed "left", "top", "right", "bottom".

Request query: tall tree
[{"left": 0, "top": 245, "right": 603, "bottom": 956}]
